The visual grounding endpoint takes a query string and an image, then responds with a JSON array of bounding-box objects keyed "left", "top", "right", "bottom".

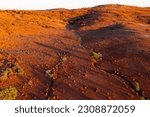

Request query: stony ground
[{"left": 0, "top": 5, "right": 150, "bottom": 100}]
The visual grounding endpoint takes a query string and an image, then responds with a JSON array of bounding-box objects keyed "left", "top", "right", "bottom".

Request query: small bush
[
  {"left": 12, "top": 64, "right": 24, "bottom": 74},
  {"left": 46, "top": 69, "right": 57, "bottom": 80},
  {"left": 0, "top": 68, "right": 13, "bottom": 80},
  {"left": 133, "top": 81, "right": 140, "bottom": 92},
  {"left": 91, "top": 51, "right": 102, "bottom": 62},
  {"left": 61, "top": 56, "right": 67, "bottom": 62},
  {"left": 0, "top": 87, "right": 17, "bottom": 100},
  {"left": 0, "top": 61, "right": 24, "bottom": 81},
  {"left": 46, "top": 70, "right": 54, "bottom": 78}
]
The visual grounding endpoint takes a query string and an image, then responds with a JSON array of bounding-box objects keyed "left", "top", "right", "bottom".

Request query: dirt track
[{"left": 0, "top": 5, "right": 150, "bottom": 99}]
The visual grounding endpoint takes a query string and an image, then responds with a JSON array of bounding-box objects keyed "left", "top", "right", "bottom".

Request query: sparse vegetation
[
  {"left": 46, "top": 70, "right": 54, "bottom": 78},
  {"left": 0, "top": 68, "right": 13, "bottom": 80},
  {"left": 0, "top": 60, "right": 24, "bottom": 81},
  {"left": 61, "top": 56, "right": 67, "bottom": 62},
  {"left": 0, "top": 87, "right": 17, "bottom": 100},
  {"left": 90, "top": 51, "right": 103, "bottom": 67},
  {"left": 12, "top": 63, "right": 24, "bottom": 74},
  {"left": 91, "top": 51, "right": 103, "bottom": 62},
  {"left": 133, "top": 81, "right": 140, "bottom": 92},
  {"left": 46, "top": 69, "right": 57, "bottom": 80},
  {"left": 90, "top": 51, "right": 103, "bottom": 66},
  {"left": 0, "top": 5, "right": 149, "bottom": 100}
]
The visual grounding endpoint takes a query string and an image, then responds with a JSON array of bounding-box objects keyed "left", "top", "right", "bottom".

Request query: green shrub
[
  {"left": 12, "top": 64, "right": 24, "bottom": 74},
  {"left": 0, "top": 70, "right": 8, "bottom": 80},
  {"left": 0, "top": 87, "right": 17, "bottom": 100},
  {"left": 91, "top": 51, "right": 102, "bottom": 61},
  {"left": 0, "top": 61, "right": 24, "bottom": 81}
]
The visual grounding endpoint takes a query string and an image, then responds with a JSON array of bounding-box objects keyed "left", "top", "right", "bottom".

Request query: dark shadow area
[
  {"left": 67, "top": 10, "right": 100, "bottom": 30},
  {"left": 34, "top": 42, "right": 89, "bottom": 61},
  {"left": 136, "top": 15, "right": 150, "bottom": 25},
  {"left": 78, "top": 23, "right": 136, "bottom": 44}
]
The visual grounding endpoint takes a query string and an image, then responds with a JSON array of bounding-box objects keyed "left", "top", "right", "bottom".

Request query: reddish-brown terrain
[{"left": 0, "top": 4, "right": 150, "bottom": 99}]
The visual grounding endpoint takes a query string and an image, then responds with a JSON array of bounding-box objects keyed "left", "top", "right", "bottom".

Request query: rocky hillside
[{"left": 0, "top": 4, "right": 149, "bottom": 100}]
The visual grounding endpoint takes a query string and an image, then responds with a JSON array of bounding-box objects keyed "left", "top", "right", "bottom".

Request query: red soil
[{"left": 0, "top": 4, "right": 150, "bottom": 99}]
